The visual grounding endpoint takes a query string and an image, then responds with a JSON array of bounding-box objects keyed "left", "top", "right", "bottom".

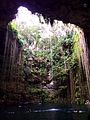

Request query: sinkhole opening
[{"left": 2, "top": 6, "right": 89, "bottom": 105}]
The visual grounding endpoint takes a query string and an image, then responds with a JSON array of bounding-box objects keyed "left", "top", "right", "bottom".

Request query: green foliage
[
  {"left": 9, "top": 21, "right": 17, "bottom": 32},
  {"left": 18, "top": 34, "right": 27, "bottom": 46},
  {"left": 10, "top": 14, "right": 84, "bottom": 104}
]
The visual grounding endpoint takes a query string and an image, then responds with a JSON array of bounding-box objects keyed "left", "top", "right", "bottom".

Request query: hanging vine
[{"left": 6, "top": 9, "right": 88, "bottom": 104}]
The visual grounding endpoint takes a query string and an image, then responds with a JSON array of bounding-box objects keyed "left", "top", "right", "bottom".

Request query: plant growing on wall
[{"left": 9, "top": 7, "right": 86, "bottom": 104}]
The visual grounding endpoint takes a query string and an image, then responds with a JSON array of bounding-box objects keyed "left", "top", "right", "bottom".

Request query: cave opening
[{"left": 1, "top": 6, "right": 89, "bottom": 105}]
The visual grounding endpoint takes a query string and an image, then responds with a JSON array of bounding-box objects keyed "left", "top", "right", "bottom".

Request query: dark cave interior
[{"left": 0, "top": 0, "right": 90, "bottom": 105}]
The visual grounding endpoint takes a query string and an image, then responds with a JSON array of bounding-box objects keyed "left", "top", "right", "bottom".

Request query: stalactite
[
  {"left": 2, "top": 26, "right": 9, "bottom": 81},
  {"left": 69, "top": 29, "right": 89, "bottom": 104},
  {"left": 1, "top": 26, "right": 9, "bottom": 91},
  {"left": 79, "top": 30, "right": 90, "bottom": 97},
  {"left": 2, "top": 26, "right": 22, "bottom": 89},
  {"left": 70, "top": 70, "right": 75, "bottom": 104}
]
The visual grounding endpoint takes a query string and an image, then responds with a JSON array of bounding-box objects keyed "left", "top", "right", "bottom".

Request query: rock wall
[{"left": 0, "top": 0, "right": 90, "bottom": 104}]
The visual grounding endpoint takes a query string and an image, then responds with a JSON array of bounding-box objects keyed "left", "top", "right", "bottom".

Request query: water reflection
[{"left": 0, "top": 104, "right": 89, "bottom": 120}]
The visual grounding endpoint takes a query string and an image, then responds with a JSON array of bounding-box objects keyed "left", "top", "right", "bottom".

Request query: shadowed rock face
[{"left": 0, "top": 0, "right": 90, "bottom": 27}]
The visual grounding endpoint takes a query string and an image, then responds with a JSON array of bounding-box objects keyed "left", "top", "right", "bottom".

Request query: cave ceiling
[{"left": 0, "top": 0, "right": 90, "bottom": 28}]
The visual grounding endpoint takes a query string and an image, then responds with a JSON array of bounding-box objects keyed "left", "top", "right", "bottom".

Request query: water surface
[{"left": 0, "top": 104, "right": 89, "bottom": 120}]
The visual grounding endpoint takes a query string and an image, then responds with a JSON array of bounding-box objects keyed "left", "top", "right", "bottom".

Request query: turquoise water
[{"left": 0, "top": 104, "right": 89, "bottom": 120}]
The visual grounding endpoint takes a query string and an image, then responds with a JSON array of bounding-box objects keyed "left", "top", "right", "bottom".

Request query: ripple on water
[{"left": 31, "top": 108, "right": 86, "bottom": 113}]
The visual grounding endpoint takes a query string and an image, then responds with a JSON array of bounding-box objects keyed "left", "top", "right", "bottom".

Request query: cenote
[
  {"left": 0, "top": 104, "right": 90, "bottom": 120},
  {"left": 0, "top": 6, "right": 90, "bottom": 120}
]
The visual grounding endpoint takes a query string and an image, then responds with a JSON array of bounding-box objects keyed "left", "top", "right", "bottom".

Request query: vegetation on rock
[{"left": 5, "top": 8, "right": 88, "bottom": 105}]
